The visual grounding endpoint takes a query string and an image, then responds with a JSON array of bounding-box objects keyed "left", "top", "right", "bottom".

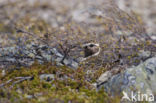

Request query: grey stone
[
  {"left": 139, "top": 50, "right": 151, "bottom": 58},
  {"left": 97, "top": 57, "right": 156, "bottom": 98},
  {"left": 97, "top": 71, "right": 112, "bottom": 85},
  {"left": 0, "top": 43, "right": 79, "bottom": 69},
  {"left": 39, "top": 74, "right": 55, "bottom": 82},
  {"left": 115, "top": 30, "right": 133, "bottom": 36}
]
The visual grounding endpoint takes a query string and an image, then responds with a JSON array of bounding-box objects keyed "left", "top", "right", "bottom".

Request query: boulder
[{"left": 96, "top": 57, "right": 156, "bottom": 99}]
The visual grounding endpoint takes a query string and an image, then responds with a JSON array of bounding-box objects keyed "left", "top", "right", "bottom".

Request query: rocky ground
[
  {"left": 115, "top": 0, "right": 156, "bottom": 35},
  {"left": 0, "top": 0, "right": 156, "bottom": 103}
]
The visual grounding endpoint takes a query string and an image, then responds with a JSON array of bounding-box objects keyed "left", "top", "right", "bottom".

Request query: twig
[
  {"left": 10, "top": 76, "right": 32, "bottom": 88},
  {"left": 0, "top": 79, "right": 13, "bottom": 87},
  {"left": 59, "top": 41, "right": 76, "bottom": 64},
  {"left": 0, "top": 76, "right": 33, "bottom": 88}
]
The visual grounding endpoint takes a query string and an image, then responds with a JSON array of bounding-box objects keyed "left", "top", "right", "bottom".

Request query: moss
[
  {"left": 0, "top": 63, "right": 121, "bottom": 103},
  {"left": 42, "top": 82, "right": 52, "bottom": 89},
  {"left": 0, "top": 23, "right": 14, "bottom": 33}
]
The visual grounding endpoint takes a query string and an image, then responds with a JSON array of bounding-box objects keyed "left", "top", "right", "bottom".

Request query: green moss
[{"left": 0, "top": 63, "right": 120, "bottom": 103}]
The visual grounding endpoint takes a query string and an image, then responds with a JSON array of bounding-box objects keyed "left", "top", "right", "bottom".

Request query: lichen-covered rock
[
  {"left": 97, "top": 57, "right": 156, "bottom": 98},
  {"left": 0, "top": 43, "right": 79, "bottom": 69},
  {"left": 39, "top": 74, "right": 55, "bottom": 82}
]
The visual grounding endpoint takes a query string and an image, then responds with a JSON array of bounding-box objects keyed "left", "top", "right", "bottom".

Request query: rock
[
  {"left": 151, "top": 35, "right": 156, "bottom": 40},
  {"left": 1, "top": 69, "right": 6, "bottom": 76},
  {"left": 0, "top": 43, "right": 79, "bottom": 69},
  {"left": 24, "top": 94, "right": 33, "bottom": 99},
  {"left": 97, "top": 71, "right": 112, "bottom": 85},
  {"left": 38, "top": 97, "right": 46, "bottom": 102},
  {"left": 115, "top": 30, "right": 133, "bottom": 36},
  {"left": 139, "top": 50, "right": 151, "bottom": 59},
  {"left": 96, "top": 57, "right": 156, "bottom": 98},
  {"left": 39, "top": 74, "right": 55, "bottom": 82}
]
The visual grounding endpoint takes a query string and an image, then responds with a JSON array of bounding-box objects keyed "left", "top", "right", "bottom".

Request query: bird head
[{"left": 82, "top": 42, "right": 101, "bottom": 58}]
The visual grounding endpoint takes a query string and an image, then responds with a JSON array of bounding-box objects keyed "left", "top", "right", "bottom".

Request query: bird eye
[{"left": 89, "top": 44, "right": 94, "bottom": 47}]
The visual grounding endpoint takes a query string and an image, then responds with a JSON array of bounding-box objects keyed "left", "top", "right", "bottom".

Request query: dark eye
[{"left": 89, "top": 44, "right": 94, "bottom": 47}]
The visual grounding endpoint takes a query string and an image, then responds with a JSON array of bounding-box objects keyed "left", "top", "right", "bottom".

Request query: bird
[{"left": 82, "top": 42, "right": 101, "bottom": 59}]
